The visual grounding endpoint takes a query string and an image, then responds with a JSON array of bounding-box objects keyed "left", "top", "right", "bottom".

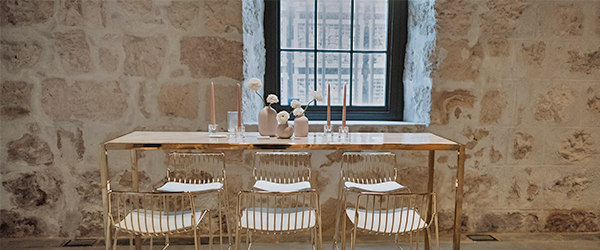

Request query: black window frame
[{"left": 264, "top": 0, "right": 407, "bottom": 121}]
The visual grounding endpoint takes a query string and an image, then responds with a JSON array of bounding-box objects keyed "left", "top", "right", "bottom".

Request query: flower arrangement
[
  {"left": 291, "top": 90, "right": 323, "bottom": 117},
  {"left": 248, "top": 78, "right": 279, "bottom": 107}
]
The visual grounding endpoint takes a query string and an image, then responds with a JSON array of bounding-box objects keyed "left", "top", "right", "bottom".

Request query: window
[{"left": 264, "top": 0, "right": 408, "bottom": 121}]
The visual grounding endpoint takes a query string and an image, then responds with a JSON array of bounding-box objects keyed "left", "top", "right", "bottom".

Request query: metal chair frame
[
  {"left": 252, "top": 152, "right": 312, "bottom": 185},
  {"left": 108, "top": 190, "right": 210, "bottom": 250},
  {"left": 156, "top": 152, "right": 232, "bottom": 250},
  {"left": 235, "top": 189, "right": 323, "bottom": 250},
  {"left": 345, "top": 192, "right": 439, "bottom": 250},
  {"left": 333, "top": 152, "right": 409, "bottom": 250}
]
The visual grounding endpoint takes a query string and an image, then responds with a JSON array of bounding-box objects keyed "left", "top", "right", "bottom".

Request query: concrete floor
[{"left": 1, "top": 233, "right": 599, "bottom": 250}]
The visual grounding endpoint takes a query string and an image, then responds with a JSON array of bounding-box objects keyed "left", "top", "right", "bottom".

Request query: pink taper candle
[
  {"left": 342, "top": 84, "right": 346, "bottom": 127},
  {"left": 237, "top": 83, "right": 242, "bottom": 128},
  {"left": 211, "top": 82, "right": 216, "bottom": 125},
  {"left": 327, "top": 83, "right": 331, "bottom": 126}
]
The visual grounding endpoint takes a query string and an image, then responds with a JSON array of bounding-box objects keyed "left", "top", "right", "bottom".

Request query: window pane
[
  {"left": 281, "top": 0, "right": 315, "bottom": 49},
  {"left": 317, "top": 0, "right": 351, "bottom": 50},
  {"left": 352, "top": 53, "right": 386, "bottom": 106},
  {"left": 353, "top": 0, "right": 388, "bottom": 51},
  {"left": 316, "top": 53, "right": 350, "bottom": 106},
  {"left": 280, "top": 52, "right": 315, "bottom": 105}
]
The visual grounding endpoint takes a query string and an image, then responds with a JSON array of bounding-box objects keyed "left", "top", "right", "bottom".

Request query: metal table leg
[
  {"left": 100, "top": 145, "right": 110, "bottom": 250},
  {"left": 453, "top": 145, "right": 466, "bottom": 250}
]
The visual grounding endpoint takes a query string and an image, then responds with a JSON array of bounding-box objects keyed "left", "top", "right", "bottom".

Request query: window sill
[{"left": 245, "top": 120, "right": 427, "bottom": 126}]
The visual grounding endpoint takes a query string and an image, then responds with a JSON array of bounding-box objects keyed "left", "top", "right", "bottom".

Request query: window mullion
[{"left": 349, "top": 0, "right": 354, "bottom": 108}]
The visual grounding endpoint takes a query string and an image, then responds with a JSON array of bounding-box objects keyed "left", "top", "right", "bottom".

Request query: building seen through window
[{"left": 265, "top": 0, "right": 407, "bottom": 121}]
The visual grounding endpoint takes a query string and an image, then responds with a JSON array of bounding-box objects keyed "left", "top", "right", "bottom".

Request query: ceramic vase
[
  {"left": 294, "top": 114, "right": 309, "bottom": 137},
  {"left": 258, "top": 106, "right": 277, "bottom": 136},
  {"left": 277, "top": 122, "right": 294, "bottom": 139}
]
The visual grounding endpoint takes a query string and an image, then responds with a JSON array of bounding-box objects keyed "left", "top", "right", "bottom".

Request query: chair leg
[
  {"left": 209, "top": 211, "right": 214, "bottom": 250},
  {"left": 194, "top": 224, "right": 199, "bottom": 250},
  {"left": 332, "top": 184, "right": 344, "bottom": 250},
  {"left": 129, "top": 234, "right": 133, "bottom": 250},
  {"left": 112, "top": 230, "right": 119, "bottom": 250},
  {"left": 435, "top": 216, "right": 440, "bottom": 250},
  {"left": 350, "top": 228, "right": 356, "bottom": 250}
]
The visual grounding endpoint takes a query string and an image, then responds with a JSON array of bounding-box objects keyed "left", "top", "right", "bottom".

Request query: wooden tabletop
[{"left": 104, "top": 131, "right": 461, "bottom": 151}]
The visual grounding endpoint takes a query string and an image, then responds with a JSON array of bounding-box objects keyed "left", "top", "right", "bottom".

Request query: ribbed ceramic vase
[
  {"left": 294, "top": 115, "right": 309, "bottom": 137},
  {"left": 258, "top": 106, "right": 277, "bottom": 136},
  {"left": 277, "top": 122, "right": 294, "bottom": 139}
]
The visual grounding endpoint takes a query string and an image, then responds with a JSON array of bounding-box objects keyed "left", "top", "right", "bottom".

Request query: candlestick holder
[
  {"left": 208, "top": 124, "right": 218, "bottom": 136},
  {"left": 324, "top": 125, "right": 333, "bottom": 137},
  {"left": 339, "top": 126, "right": 349, "bottom": 139},
  {"left": 235, "top": 125, "right": 245, "bottom": 140}
]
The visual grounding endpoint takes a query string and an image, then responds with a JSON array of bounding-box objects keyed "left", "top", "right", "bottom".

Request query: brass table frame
[{"left": 100, "top": 131, "right": 465, "bottom": 250}]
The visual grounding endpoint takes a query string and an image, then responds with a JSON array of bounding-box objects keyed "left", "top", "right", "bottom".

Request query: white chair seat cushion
[
  {"left": 344, "top": 181, "right": 406, "bottom": 192},
  {"left": 240, "top": 207, "right": 316, "bottom": 231},
  {"left": 346, "top": 207, "right": 427, "bottom": 234},
  {"left": 115, "top": 209, "right": 206, "bottom": 234},
  {"left": 156, "top": 182, "right": 223, "bottom": 193},
  {"left": 253, "top": 180, "right": 311, "bottom": 192}
]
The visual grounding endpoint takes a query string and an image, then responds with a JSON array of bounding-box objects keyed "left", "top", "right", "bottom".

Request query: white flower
[
  {"left": 310, "top": 90, "right": 323, "bottom": 101},
  {"left": 277, "top": 111, "right": 289, "bottom": 124},
  {"left": 248, "top": 78, "right": 262, "bottom": 91},
  {"left": 290, "top": 100, "right": 301, "bottom": 109},
  {"left": 293, "top": 108, "right": 304, "bottom": 117},
  {"left": 266, "top": 94, "right": 279, "bottom": 104}
]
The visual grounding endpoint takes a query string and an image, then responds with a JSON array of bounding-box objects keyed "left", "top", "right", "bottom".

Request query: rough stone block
[
  {"left": 430, "top": 89, "right": 475, "bottom": 125},
  {"left": 1, "top": 81, "right": 32, "bottom": 119},
  {"left": 158, "top": 83, "right": 198, "bottom": 119},
  {"left": 2, "top": 171, "right": 62, "bottom": 208},
  {"left": 167, "top": 1, "right": 200, "bottom": 30},
  {"left": 480, "top": 90, "right": 508, "bottom": 125},
  {"left": 7, "top": 134, "right": 54, "bottom": 166},
  {"left": 0, "top": 209, "right": 44, "bottom": 237},
  {"left": 58, "top": 0, "right": 105, "bottom": 27},
  {"left": 56, "top": 128, "right": 85, "bottom": 160},
  {"left": 510, "top": 40, "right": 552, "bottom": 79},
  {"left": 180, "top": 36, "right": 243, "bottom": 80},
  {"left": 123, "top": 35, "right": 167, "bottom": 78},
  {"left": 480, "top": 0, "right": 530, "bottom": 35},
  {"left": 557, "top": 131, "right": 598, "bottom": 163},
  {"left": 513, "top": 132, "right": 534, "bottom": 160},
  {"left": 545, "top": 210, "right": 598, "bottom": 232},
  {"left": 1, "top": 40, "right": 42, "bottom": 72},
  {"left": 566, "top": 47, "right": 600, "bottom": 75},
  {"left": 552, "top": 42, "right": 600, "bottom": 80},
  {"left": 203, "top": 0, "right": 242, "bottom": 34},
  {"left": 41, "top": 78, "right": 128, "bottom": 121},
  {"left": 117, "top": 0, "right": 152, "bottom": 15},
  {"left": 434, "top": 0, "right": 474, "bottom": 37},
  {"left": 98, "top": 47, "right": 117, "bottom": 72},
  {"left": 433, "top": 39, "right": 483, "bottom": 81},
  {"left": 534, "top": 84, "right": 575, "bottom": 123},
  {"left": 475, "top": 212, "right": 538, "bottom": 233},
  {"left": 0, "top": 0, "right": 54, "bottom": 26},
  {"left": 54, "top": 30, "right": 93, "bottom": 73}
]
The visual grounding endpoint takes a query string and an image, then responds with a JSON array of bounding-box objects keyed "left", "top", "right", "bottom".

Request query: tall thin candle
[
  {"left": 211, "top": 82, "right": 216, "bottom": 125},
  {"left": 237, "top": 83, "right": 242, "bottom": 128},
  {"left": 327, "top": 83, "right": 331, "bottom": 127},
  {"left": 342, "top": 84, "right": 346, "bottom": 127}
]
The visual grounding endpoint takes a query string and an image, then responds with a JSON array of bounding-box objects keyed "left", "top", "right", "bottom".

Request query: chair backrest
[
  {"left": 167, "top": 152, "right": 226, "bottom": 184},
  {"left": 349, "top": 192, "right": 436, "bottom": 234},
  {"left": 253, "top": 152, "right": 311, "bottom": 184},
  {"left": 341, "top": 152, "right": 397, "bottom": 184},
  {"left": 237, "top": 189, "right": 320, "bottom": 233},
  {"left": 108, "top": 191, "right": 202, "bottom": 236}
]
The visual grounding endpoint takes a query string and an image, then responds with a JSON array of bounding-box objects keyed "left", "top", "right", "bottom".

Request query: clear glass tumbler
[{"left": 227, "top": 111, "right": 238, "bottom": 135}]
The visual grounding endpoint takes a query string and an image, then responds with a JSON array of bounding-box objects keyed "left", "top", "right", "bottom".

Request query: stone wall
[
  {"left": 428, "top": 0, "right": 600, "bottom": 233},
  {"left": 1, "top": 0, "right": 599, "bottom": 239}
]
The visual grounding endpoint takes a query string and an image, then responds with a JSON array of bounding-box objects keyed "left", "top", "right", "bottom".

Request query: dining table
[{"left": 100, "top": 131, "right": 466, "bottom": 250}]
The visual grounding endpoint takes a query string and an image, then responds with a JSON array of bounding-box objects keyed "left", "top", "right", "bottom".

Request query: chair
[
  {"left": 333, "top": 152, "right": 409, "bottom": 250},
  {"left": 155, "top": 152, "right": 231, "bottom": 249},
  {"left": 235, "top": 189, "right": 323, "bottom": 250},
  {"left": 344, "top": 192, "right": 439, "bottom": 250},
  {"left": 108, "top": 190, "right": 210, "bottom": 250},
  {"left": 252, "top": 152, "right": 312, "bottom": 192}
]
